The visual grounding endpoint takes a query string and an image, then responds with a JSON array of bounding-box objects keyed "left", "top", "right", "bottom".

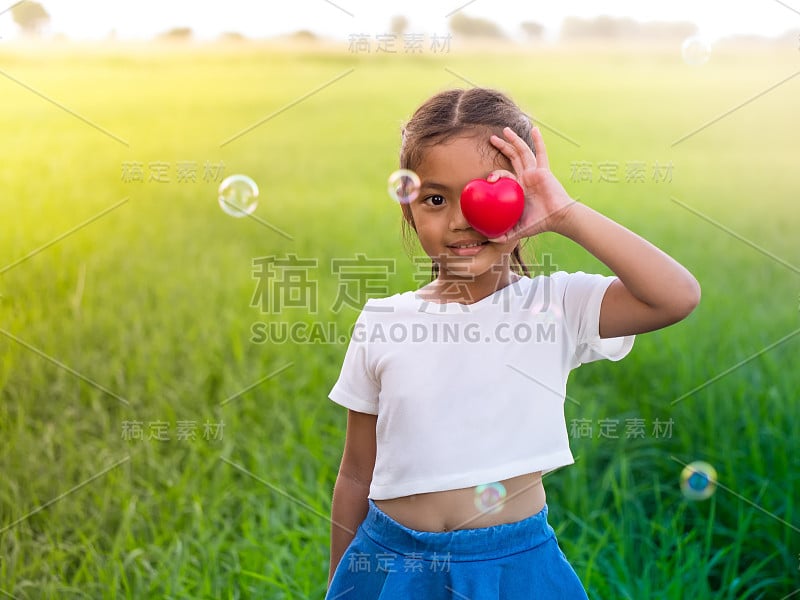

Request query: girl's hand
[{"left": 486, "top": 126, "right": 577, "bottom": 243}]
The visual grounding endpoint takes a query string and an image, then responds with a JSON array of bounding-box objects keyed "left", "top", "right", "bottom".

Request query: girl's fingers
[
  {"left": 489, "top": 134, "right": 514, "bottom": 158},
  {"left": 488, "top": 229, "right": 515, "bottom": 244},
  {"left": 487, "top": 233, "right": 507, "bottom": 243},
  {"left": 530, "top": 127, "right": 549, "bottom": 170},
  {"left": 502, "top": 126, "right": 528, "bottom": 152},
  {"left": 502, "top": 127, "right": 537, "bottom": 170},
  {"left": 487, "top": 169, "right": 516, "bottom": 183},
  {"left": 490, "top": 134, "right": 528, "bottom": 180}
]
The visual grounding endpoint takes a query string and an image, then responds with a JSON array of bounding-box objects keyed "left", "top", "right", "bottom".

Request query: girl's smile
[{"left": 446, "top": 238, "right": 490, "bottom": 256}]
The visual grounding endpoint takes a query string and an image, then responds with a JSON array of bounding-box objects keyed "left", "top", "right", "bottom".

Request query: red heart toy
[{"left": 460, "top": 177, "right": 525, "bottom": 238}]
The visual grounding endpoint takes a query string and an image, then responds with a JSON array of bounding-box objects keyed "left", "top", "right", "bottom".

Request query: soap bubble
[
  {"left": 218, "top": 174, "right": 259, "bottom": 218},
  {"left": 388, "top": 169, "right": 421, "bottom": 204},
  {"left": 681, "top": 37, "right": 711, "bottom": 66},
  {"left": 680, "top": 461, "right": 718, "bottom": 501},
  {"left": 474, "top": 482, "right": 507, "bottom": 514}
]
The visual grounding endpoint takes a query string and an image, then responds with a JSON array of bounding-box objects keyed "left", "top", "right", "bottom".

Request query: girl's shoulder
[{"left": 361, "top": 289, "right": 417, "bottom": 314}]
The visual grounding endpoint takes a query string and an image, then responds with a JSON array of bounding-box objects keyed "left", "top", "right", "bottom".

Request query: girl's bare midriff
[{"left": 373, "top": 471, "right": 546, "bottom": 532}]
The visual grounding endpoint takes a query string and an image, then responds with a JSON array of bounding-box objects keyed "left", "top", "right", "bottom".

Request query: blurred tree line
[
  {"left": 560, "top": 16, "right": 698, "bottom": 40},
  {"left": 443, "top": 13, "right": 700, "bottom": 41},
  {"left": 11, "top": 0, "right": 50, "bottom": 35}
]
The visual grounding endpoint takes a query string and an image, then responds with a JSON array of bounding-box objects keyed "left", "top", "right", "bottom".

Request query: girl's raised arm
[
  {"left": 488, "top": 126, "right": 700, "bottom": 338},
  {"left": 554, "top": 203, "right": 700, "bottom": 338}
]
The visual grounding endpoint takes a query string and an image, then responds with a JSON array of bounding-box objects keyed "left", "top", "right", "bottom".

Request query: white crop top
[{"left": 328, "top": 272, "right": 635, "bottom": 500}]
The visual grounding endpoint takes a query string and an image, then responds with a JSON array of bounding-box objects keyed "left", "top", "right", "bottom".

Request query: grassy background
[{"left": 0, "top": 39, "right": 798, "bottom": 598}]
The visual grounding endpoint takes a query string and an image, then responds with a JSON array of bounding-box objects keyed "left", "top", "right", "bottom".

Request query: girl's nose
[{"left": 449, "top": 198, "right": 472, "bottom": 231}]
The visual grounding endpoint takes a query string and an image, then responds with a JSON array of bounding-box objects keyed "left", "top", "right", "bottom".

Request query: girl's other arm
[
  {"left": 488, "top": 126, "right": 700, "bottom": 338},
  {"left": 328, "top": 409, "right": 378, "bottom": 587},
  {"left": 555, "top": 202, "right": 701, "bottom": 338}
]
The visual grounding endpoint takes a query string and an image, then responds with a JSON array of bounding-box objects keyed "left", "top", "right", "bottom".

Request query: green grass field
[{"left": 0, "top": 39, "right": 798, "bottom": 598}]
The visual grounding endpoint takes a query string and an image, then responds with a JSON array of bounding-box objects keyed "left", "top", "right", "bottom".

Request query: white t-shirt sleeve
[
  {"left": 328, "top": 304, "right": 380, "bottom": 415},
  {"left": 558, "top": 271, "right": 635, "bottom": 367}
]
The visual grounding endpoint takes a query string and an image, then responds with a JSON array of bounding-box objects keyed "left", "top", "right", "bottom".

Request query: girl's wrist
[{"left": 545, "top": 199, "right": 583, "bottom": 237}]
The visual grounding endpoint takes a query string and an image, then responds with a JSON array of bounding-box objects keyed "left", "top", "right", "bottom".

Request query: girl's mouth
[{"left": 447, "top": 241, "right": 489, "bottom": 256}]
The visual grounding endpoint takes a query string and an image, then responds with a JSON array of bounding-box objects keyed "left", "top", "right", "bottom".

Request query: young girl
[{"left": 325, "top": 88, "right": 700, "bottom": 599}]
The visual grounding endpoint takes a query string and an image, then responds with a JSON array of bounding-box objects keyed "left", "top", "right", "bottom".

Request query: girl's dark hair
[{"left": 398, "top": 88, "right": 534, "bottom": 281}]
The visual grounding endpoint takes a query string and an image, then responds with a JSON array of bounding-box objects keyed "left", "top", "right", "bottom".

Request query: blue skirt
[{"left": 325, "top": 499, "right": 590, "bottom": 599}]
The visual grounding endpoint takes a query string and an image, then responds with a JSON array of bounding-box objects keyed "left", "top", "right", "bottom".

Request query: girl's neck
[{"left": 427, "top": 268, "right": 521, "bottom": 305}]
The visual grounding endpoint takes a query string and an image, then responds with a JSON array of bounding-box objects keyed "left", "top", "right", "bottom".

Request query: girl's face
[{"left": 407, "top": 134, "right": 519, "bottom": 282}]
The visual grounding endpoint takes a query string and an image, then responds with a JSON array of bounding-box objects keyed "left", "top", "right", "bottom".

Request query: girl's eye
[{"left": 424, "top": 195, "right": 446, "bottom": 207}]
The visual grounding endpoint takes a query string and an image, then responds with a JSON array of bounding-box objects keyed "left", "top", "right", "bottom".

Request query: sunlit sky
[{"left": 1, "top": 0, "right": 798, "bottom": 41}]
